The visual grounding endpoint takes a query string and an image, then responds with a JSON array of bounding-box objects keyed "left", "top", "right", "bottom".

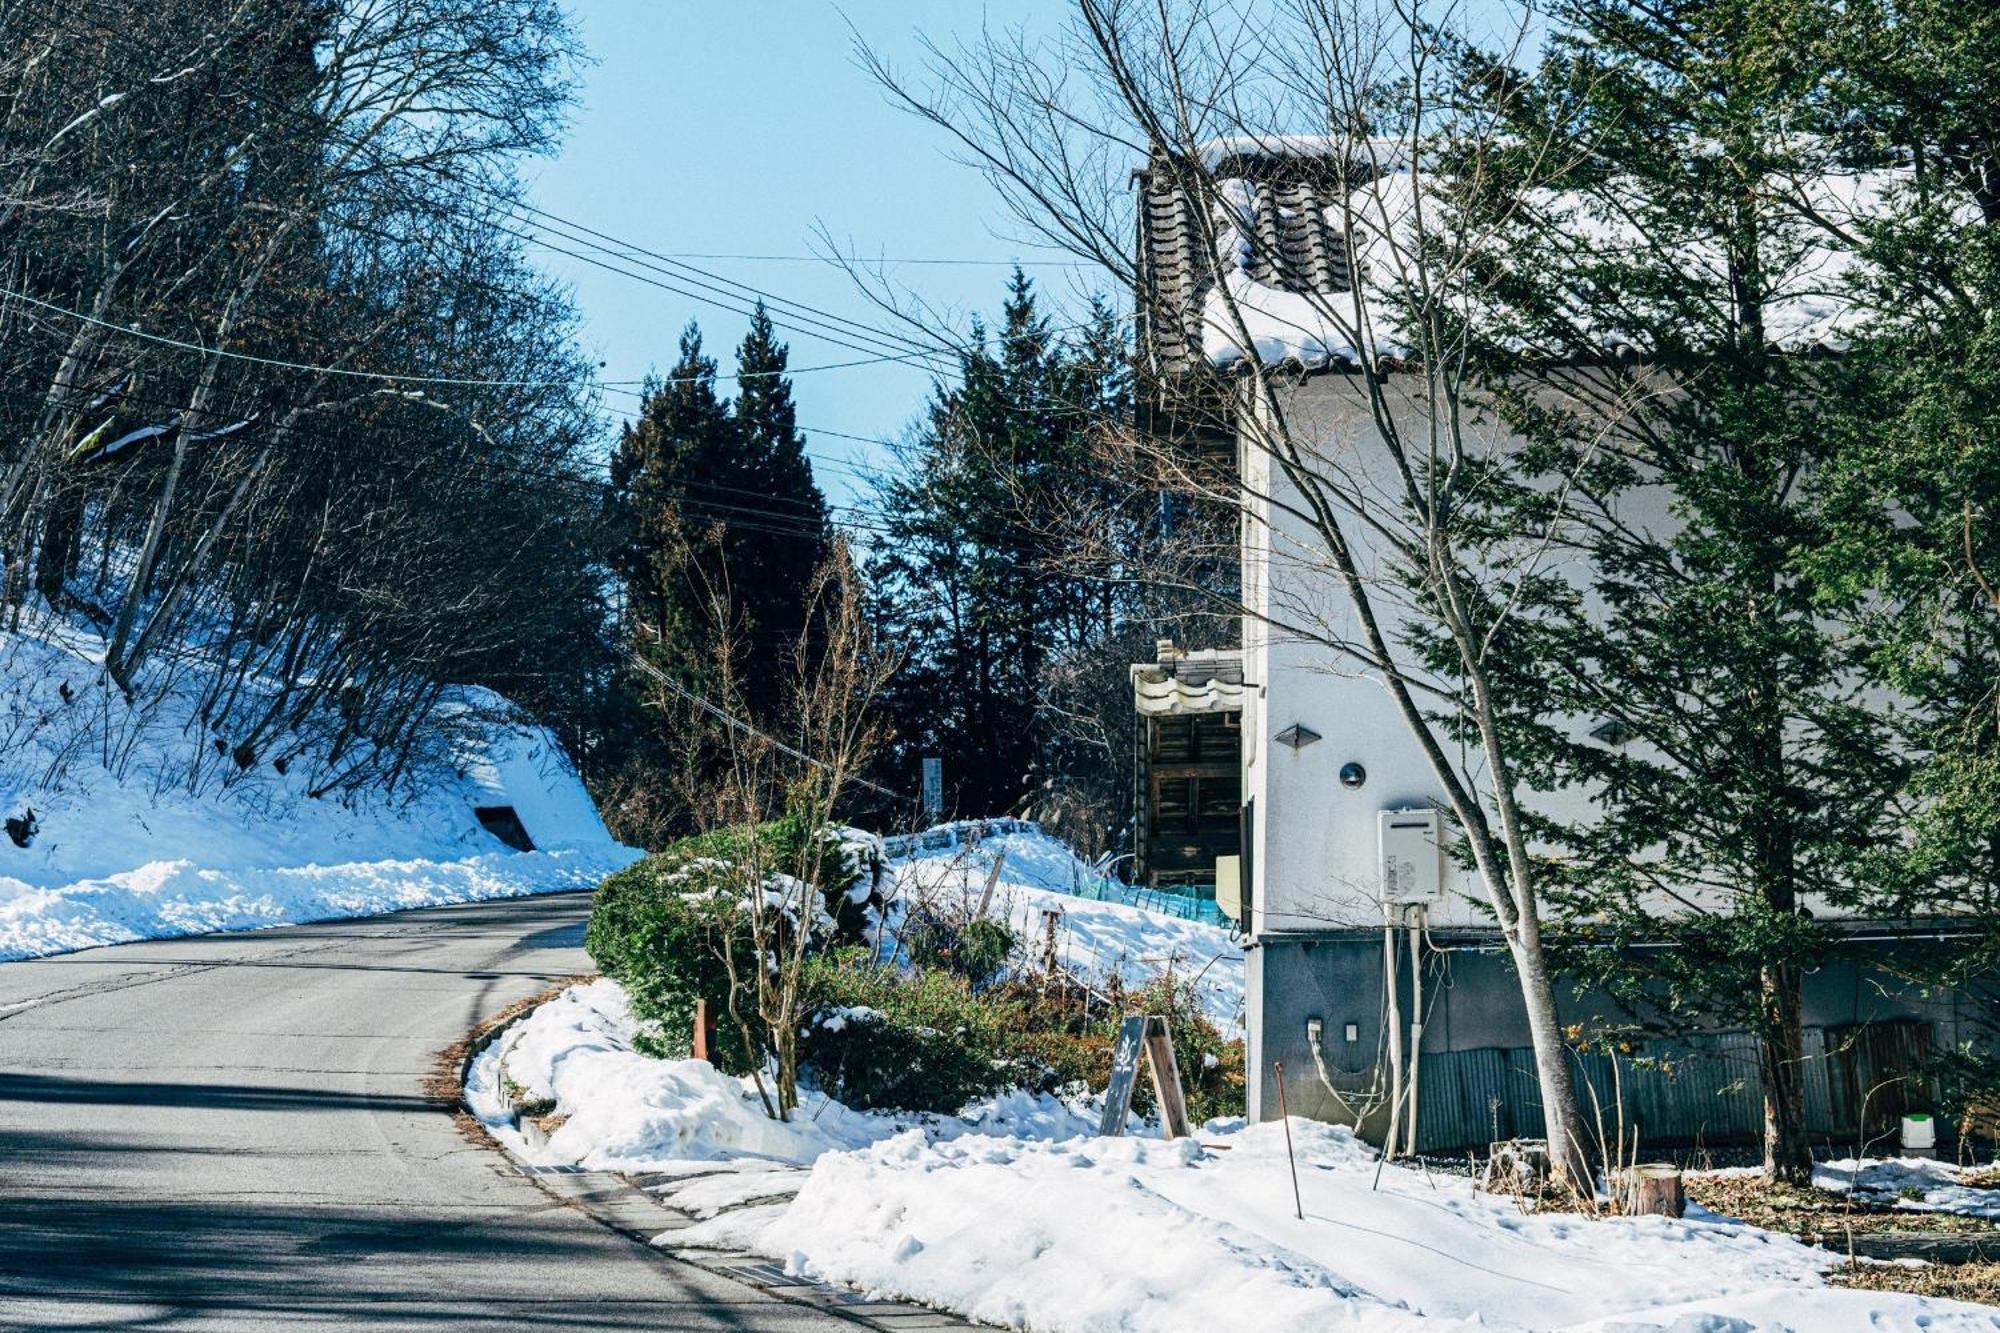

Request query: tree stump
[
  {"left": 1480, "top": 1138, "right": 1551, "bottom": 1195},
  {"left": 1618, "top": 1162, "right": 1685, "bottom": 1218}
]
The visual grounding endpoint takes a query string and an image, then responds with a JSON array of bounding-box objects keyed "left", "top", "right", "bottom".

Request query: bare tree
[
  {"left": 675, "top": 538, "right": 899, "bottom": 1120},
  {"left": 0, "top": 0, "right": 604, "bottom": 799},
  {"left": 860, "top": 0, "right": 1608, "bottom": 1186}
]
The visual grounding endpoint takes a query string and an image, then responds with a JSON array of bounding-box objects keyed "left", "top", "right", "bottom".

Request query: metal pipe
[
  {"left": 1274, "top": 1059, "right": 1303, "bottom": 1220},
  {"left": 1404, "top": 904, "right": 1424, "bottom": 1158},
  {"left": 1382, "top": 913, "right": 1404, "bottom": 1158}
]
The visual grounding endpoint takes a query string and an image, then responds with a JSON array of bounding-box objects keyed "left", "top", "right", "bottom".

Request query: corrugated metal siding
[
  {"left": 1415, "top": 1046, "right": 1527, "bottom": 1148},
  {"left": 1415, "top": 1027, "right": 1852, "bottom": 1153}
]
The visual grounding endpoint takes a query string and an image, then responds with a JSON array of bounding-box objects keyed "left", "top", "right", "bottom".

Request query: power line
[
  {"left": 497, "top": 199, "right": 959, "bottom": 366},
  {"left": 0, "top": 371, "right": 900, "bottom": 542},
  {"left": 623, "top": 647, "right": 910, "bottom": 801},
  {"left": 1, "top": 283, "right": 952, "bottom": 392},
  {"left": 490, "top": 214, "right": 950, "bottom": 372},
  {"left": 556, "top": 250, "right": 1095, "bottom": 269}
]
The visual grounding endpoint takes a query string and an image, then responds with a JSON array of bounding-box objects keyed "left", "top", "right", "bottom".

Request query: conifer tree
[
  {"left": 601, "top": 316, "right": 833, "bottom": 843},
  {"left": 728, "top": 303, "right": 833, "bottom": 720},
  {"left": 611, "top": 324, "right": 735, "bottom": 672},
  {"left": 870, "top": 273, "right": 1150, "bottom": 832},
  {"left": 1800, "top": 0, "right": 2000, "bottom": 1108},
  {"left": 1459, "top": 0, "right": 1903, "bottom": 1181}
]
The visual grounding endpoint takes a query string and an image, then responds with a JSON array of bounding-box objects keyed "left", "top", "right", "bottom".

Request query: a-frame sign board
[{"left": 1097, "top": 1014, "right": 1192, "bottom": 1139}]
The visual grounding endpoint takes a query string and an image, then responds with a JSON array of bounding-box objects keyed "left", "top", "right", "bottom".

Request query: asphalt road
[{"left": 0, "top": 893, "right": 852, "bottom": 1331}]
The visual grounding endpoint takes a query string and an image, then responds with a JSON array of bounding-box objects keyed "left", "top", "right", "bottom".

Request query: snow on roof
[
  {"left": 1139, "top": 141, "right": 1907, "bottom": 377},
  {"left": 1131, "top": 648, "right": 1246, "bottom": 716}
]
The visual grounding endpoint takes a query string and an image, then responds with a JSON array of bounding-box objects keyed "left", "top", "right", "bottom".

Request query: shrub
[
  {"left": 585, "top": 854, "right": 762, "bottom": 1069},
  {"left": 585, "top": 815, "right": 858, "bottom": 1072},
  {"left": 795, "top": 952, "right": 1246, "bottom": 1124},
  {"left": 976, "top": 973, "right": 1245, "bottom": 1123},
  {"left": 798, "top": 951, "right": 1017, "bottom": 1112},
  {"left": 1128, "top": 973, "right": 1247, "bottom": 1124},
  {"left": 905, "top": 914, "right": 1017, "bottom": 987}
]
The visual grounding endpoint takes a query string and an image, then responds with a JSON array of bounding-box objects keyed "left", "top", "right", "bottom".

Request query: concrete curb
[{"left": 457, "top": 995, "right": 981, "bottom": 1332}]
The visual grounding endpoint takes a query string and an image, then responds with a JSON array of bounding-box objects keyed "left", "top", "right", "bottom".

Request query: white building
[{"left": 1130, "top": 141, "right": 1965, "bottom": 1151}]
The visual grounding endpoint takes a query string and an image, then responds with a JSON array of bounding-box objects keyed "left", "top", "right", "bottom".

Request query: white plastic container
[{"left": 1901, "top": 1112, "right": 1936, "bottom": 1152}]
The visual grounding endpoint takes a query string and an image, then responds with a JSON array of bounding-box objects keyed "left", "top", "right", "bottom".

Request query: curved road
[{"left": 0, "top": 893, "right": 850, "bottom": 1331}]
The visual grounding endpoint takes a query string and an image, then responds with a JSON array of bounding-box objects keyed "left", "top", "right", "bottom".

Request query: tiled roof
[
  {"left": 1131, "top": 649, "right": 1246, "bottom": 716},
  {"left": 1139, "top": 150, "right": 1367, "bottom": 377},
  {"left": 1140, "top": 140, "right": 1904, "bottom": 377}
]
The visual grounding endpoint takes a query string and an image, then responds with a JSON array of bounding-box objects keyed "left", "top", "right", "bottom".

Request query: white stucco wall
[{"left": 1239, "top": 371, "right": 1668, "bottom": 934}]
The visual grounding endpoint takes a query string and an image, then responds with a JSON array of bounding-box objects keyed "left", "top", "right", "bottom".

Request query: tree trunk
[
  {"left": 1760, "top": 960, "right": 1812, "bottom": 1184},
  {"left": 1619, "top": 1163, "right": 1686, "bottom": 1218},
  {"left": 1513, "top": 916, "right": 1593, "bottom": 1187}
]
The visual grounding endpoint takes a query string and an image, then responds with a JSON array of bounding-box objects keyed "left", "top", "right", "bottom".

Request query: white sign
[{"left": 921, "top": 756, "right": 942, "bottom": 815}]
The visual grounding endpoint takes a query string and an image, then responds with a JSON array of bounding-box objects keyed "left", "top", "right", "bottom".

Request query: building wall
[
  {"left": 1240, "top": 370, "right": 1659, "bottom": 935},
  {"left": 1231, "top": 370, "right": 1954, "bottom": 1132},
  {"left": 1245, "top": 933, "right": 1970, "bottom": 1145}
]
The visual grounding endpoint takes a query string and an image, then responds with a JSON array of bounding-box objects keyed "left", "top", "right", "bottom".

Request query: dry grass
[
  {"left": 1830, "top": 1259, "right": 2000, "bottom": 1305},
  {"left": 426, "top": 974, "right": 595, "bottom": 1139},
  {"left": 1687, "top": 1174, "right": 2000, "bottom": 1238}
]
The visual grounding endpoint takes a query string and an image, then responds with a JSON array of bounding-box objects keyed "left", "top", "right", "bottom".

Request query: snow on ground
[
  {"left": 475, "top": 979, "right": 2000, "bottom": 1333},
  {"left": 0, "top": 623, "right": 637, "bottom": 960},
  {"left": 473, "top": 979, "right": 902, "bottom": 1169},
  {"left": 0, "top": 845, "right": 633, "bottom": 962},
  {"left": 881, "top": 825, "right": 1245, "bottom": 1033},
  {"left": 1817, "top": 1156, "right": 2000, "bottom": 1221}
]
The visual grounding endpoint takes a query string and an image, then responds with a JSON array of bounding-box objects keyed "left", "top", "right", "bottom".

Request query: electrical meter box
[
  {"left": 1213, "top": 855, "right": 1242, "bottom": 924},
  {"left": 1378, "top": 807, "right": 1441, "bottom": 903}
]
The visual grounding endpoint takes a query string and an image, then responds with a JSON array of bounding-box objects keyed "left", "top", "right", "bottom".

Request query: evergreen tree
[
  {"left": 611, "top": 323, "right": 736, "bottom": 678},
  {"left": 1802, "top": 0, "right": 2000, "bottom": 1110},
  {"left": 1458, "top": 0, "right": 1903, "bottom": 1181},
  {"left": 601, "top": 316, "right": 831, "bottom": 843},
  {"left": 870, "top": 273, "right": 1146, "bottom": 831},
  {"left": 728, "top": 303, "right": 833, "bottom": 719}
]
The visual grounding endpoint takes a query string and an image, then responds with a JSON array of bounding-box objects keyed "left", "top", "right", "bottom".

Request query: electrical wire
[
  {"left": 624, "top": 647, "right": 910, "bottom": 801},
  {"left": 0, "top": 372, "right": 903, "bottom": 542},
  {"left": 557, "top": 250, "right": 1094, "bottom": 268},
  {"left": 0, "top": 282, "right": 956, "bottom": 392}
]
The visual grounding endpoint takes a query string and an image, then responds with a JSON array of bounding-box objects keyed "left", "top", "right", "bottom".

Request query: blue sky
[{"left": 525, "top": 2, "right": 1093, "bottom": 513}]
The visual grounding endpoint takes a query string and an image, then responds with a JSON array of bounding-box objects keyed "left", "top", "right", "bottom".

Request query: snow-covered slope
[
  {"left": 0, "top": 624, "right": 636, "bottom": 961},
  {"left": 879, "top": 825, "right": 1245, "bottom": 1032}
]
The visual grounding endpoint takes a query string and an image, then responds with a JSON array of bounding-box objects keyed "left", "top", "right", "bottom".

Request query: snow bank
[
  {"left": 884, "top": 826, "right": 1245, "bottom": 1032},
  {"left": 479, "top": 979, "right": 2000, "bottom": 1332},
  {"left": 746, "top": 1121, "right": 1979, "bottom": 1332},
  {"left": 1817, "top": 1155, "right": 2000, "bottom": 1221},
  {"left": 0, "top": 845, "right": 632, "bottom": 962},
  {"left": 473, "top": 979, "right": 899, "bottom": 1168},
  {"left": 0, "top": 623, "right": 635, "bottom": 960},
  {"left": 467, "top": 978, "right": 1105, "bottom": 1171}
]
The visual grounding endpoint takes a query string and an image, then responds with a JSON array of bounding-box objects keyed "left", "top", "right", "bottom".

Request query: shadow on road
[
  {"left": 0, "top": 1073, "right": 439, "bottom": 1115},
  {"left": 0, "top": 1192, "right": 783, "bottom": 1329}
]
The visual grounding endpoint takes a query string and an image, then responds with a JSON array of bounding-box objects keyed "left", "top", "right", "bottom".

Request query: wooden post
[
  {"left": 1040, "top": 907, "right": 1063, "bottom": 975},
  {"left": 1619, "top": 1163, "right": 1685, "bottom": 1218},
  {"left": 692, "top": 999, "right": 713, "bottom": 1063},
  {"left": 1143, "top": 1016, "right": 1192, "bottom": 1140},
  {"left": 1098, "top": 1016, "right": 1149, "bottom": 1136},
  {"left": 1099, "top": 1014, "right": 1192, "bottom": 1140},
  {"left": 975, "top": 850, "right": 1008, "bottom": 918}
]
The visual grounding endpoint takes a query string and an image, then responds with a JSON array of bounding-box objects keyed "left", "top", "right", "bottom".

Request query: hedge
[{"left": 584, "top": 814, "right": 857, "bottom": 1070}]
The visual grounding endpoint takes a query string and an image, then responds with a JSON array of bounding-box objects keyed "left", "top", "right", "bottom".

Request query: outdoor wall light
[
  {"left": 1339, "top": 761, "right": 1366, "bottom": 788},
  {"left": 1590, "top": 717, "right": 1634, "bottom": 746},
  {"left": 1274, "top": 723, "right": 1321, "bottom": 750}
]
